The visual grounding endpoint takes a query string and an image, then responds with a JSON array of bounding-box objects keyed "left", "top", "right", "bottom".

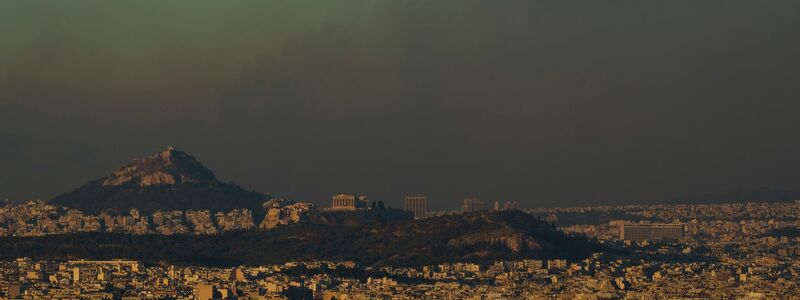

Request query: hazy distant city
[
  {"left": 1, "top": 150, "right": 800, "bottom": 299},
  {"left": 2, "top": 178, "right": 800, "bottom": 298},
  {"left": 4, "top": 0, "right": 800, "bottom": 299}
]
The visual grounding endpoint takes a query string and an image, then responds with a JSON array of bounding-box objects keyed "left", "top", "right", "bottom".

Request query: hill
[
  {"left": 49, "top": 147, "right": 266, "bottom": 216},
  {"left": 0, "top": 210, "right": 600, "bottom": 267}
]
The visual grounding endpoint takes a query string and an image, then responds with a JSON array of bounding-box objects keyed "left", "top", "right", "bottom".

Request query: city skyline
[
  {"left": 2, "top": 199, "right": 799, "bottom": 298},
  {"left": 1, "top": 2, "right": 799, "bottom": 298},
  {"left": 5, "top": 146, "right": 799, "bottom": 211}
]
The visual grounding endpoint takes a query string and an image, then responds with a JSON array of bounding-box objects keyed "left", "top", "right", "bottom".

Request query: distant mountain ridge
[
  {"left": 50, "top": 147, "right": 266, "bottom": 216},
  {"left": 668, "top": 187, "right": 800, "bottom": 205}
]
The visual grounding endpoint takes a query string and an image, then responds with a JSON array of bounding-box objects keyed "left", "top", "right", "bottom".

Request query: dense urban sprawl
[{"left": 1, "top": 199, "right": 799, "bottom": 299}]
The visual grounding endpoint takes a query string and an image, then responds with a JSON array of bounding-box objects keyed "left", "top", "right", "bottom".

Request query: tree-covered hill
[{"left": 0, "top": 210, "right": 600, "bottom": 267}]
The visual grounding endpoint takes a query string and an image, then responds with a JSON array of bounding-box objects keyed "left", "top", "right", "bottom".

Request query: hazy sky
[{"left": 2, "top": 1, "right": 799, "bottom": 209}]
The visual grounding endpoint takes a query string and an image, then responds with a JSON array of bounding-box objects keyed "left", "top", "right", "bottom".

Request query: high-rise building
[
  {"left": 7, "top": 283, "right": 21, "bottom": 300},
  {"left": 196, "top": 284, "right": 215, "bottom": 300},
  {"left": 461, "top": 198, "right": 486, "bottom": 213},
  {"left": 620, "top": 223, "right": 684, "bottom": 241},
  {"left": 404, "top": 195, "right": 427, "bottom": 219},
  {"left": 71, "top": 266, "right": 99, "bottom": 284},
  {"left": 230, "top": 267, "right": 246, "bottom": 282}
]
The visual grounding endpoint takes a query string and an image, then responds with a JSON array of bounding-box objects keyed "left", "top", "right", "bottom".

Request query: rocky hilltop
[
  {"left": 101, "top": 147, "right": 217, "bottom": 187},
  {"left": 50, "top": 147, "right": 266, "bottom": 216}
]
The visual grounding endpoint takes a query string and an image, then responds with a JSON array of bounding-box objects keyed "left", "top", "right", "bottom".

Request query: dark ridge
[{"left": 0, "top": 210, "right": 601, "bottom": 267}]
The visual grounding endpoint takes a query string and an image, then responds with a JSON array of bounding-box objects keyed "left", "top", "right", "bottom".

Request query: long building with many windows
[{"left": 620, "top": 223, "right": 684, "bottom": 241}]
